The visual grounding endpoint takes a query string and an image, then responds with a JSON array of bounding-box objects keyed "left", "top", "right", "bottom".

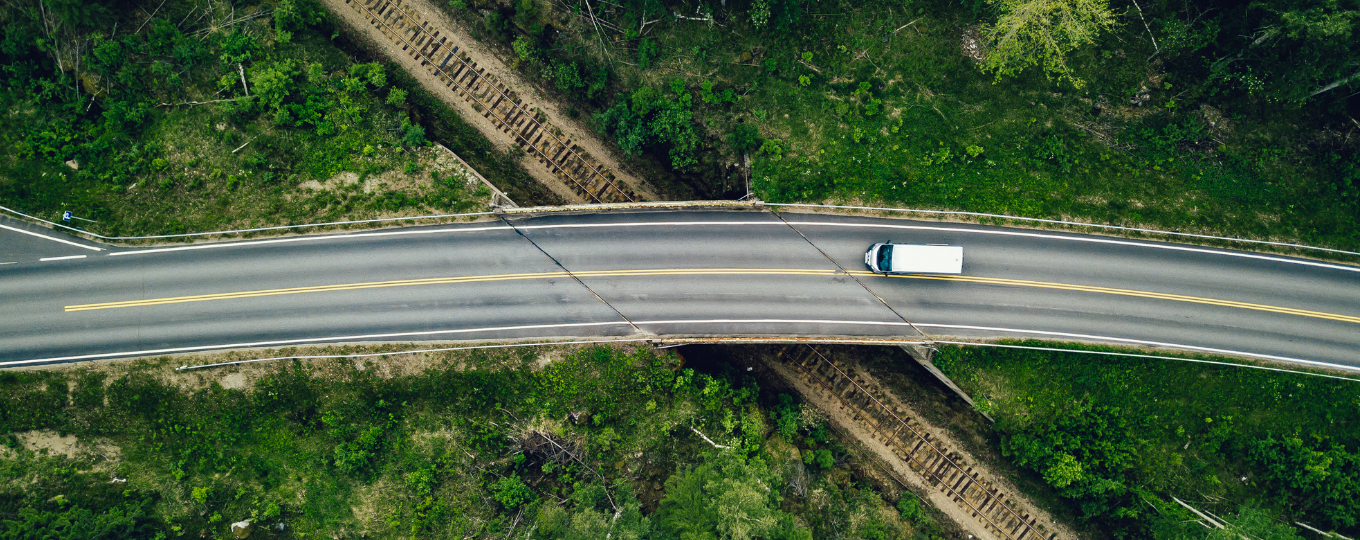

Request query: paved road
[{"left": 2, "top": 210, "right": 1357, "bottom": 369}]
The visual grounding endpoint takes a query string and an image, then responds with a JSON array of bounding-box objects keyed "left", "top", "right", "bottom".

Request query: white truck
[{"left": 864, "top": 243, "right": 964, "bottom": 275}]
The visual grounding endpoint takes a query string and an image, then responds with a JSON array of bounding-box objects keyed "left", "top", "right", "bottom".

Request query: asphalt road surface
[{"left": 3, "top": 209, "right": 1357, "bottom": 370}]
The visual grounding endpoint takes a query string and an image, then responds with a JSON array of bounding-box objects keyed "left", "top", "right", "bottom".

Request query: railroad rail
[
  {"left": 777, "top": 345, "right": 1058, "bottom": 540},
  {"left": 343, "top": 0, "right": 637, "bottom": 203}
]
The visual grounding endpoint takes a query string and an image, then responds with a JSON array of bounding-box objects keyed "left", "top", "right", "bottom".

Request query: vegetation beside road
[
  {"left": 0, "top": 345, "right": 942, "bottom": 539},
  {"left": 0, "top": 0, "right": 548, "bottom": 238},
  {"left": 455, "top": 0, "right": 1360, "bottom": 251},
  {"left": 934, "top": 341, "right": 1360, "bottom": 539}
]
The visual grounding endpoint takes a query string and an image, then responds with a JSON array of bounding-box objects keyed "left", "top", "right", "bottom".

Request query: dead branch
[
  {"left": 237, "top": 63, "right": 249, "bottom": 97},
  {"left": 582, "top": 0, "right": 613, "bottom": 61},
  {"left": 1311, "top": 69, "right": 1360, "bottom": 97},
  {"left": 135, "top": 0, "right": 168, "bottom": 34},
  {"left": 176, "top": 6, "right": 199, "bottom": 29},
  {"left": 797, "top": 59, "right": 823, "bottom": 73},
  {"left": 689, "top": 426, "right": 730, "bottom": 449},
  {"left": 1130, "top": 0, "right": 1159, "bottom": 58},
  {"left": 159, "top": 97, "right": 252, "bottom": 107},
  {"left": 893, "top": 18, "right": 921, "bottom": 34}
]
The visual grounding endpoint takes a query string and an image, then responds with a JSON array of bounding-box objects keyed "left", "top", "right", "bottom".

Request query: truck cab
[{"left": 864, "top": 243, "right": 963, "bottom": 275}]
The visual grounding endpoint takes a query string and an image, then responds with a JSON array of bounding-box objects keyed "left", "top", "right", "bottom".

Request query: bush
[
  {"left": 401, "top": 122, "right": 429, "bottom": 147},
  {"left": 1247, "top": 436, "right": 1360, "bottom": 530},
  {"left": 0, "top": 502, "right": 153, "bottom": 540},
  {"left": 655, "top": 451, "right": 810, "bottom": 540},
  {"left": 1000, "top": 402, "right": 1147, "bottom": 525},
  {"left": 491, "top": 474, "right": 535, "bottom": 509},
  {"left": 637, "top": 37, "right": 660, "bottom": 69}
]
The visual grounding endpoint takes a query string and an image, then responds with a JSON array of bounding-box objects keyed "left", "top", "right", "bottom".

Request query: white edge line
[
  {"left": 0, "top": 321, "right": 632, "bottom": 366},
  {"left": 7, "top": 319, "right": 1357, "bottom": 375},
  {"left": 471, "top": 220, "right": 1360, "bottom": 273},
  {"left": 96, "top": 220, "right": 1360, "bottom": 273},
  {"left": 1, "top": 224, "right": 102, "bottom": 252},
  {"left": 929, "top": 341, "right": 1360, "bottom": 383},
  {"left": 39, "top": 255, "right": 88, "bottom": 262},
  {"left": 109, "top": 225, "right": 512, "bottom": 256},
  {"left": 915, "top": 323, "right": 1360, "bottom": 372},
  {"left": 786, "top": 220, "right": 1360, "bottom": 274},
  {"left": 0, "top": 203, "right": 494, "bottom": 240},
  {"left": 768, "top": 202, "right": 1360, "bottom": 257}
]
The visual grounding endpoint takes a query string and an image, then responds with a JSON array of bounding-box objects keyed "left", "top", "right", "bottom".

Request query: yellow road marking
[
  {"left": 63, "top": 269, "right": 840, "bottom": 312},
  {"left": 63, "top": 268, "right": 1360, "bottom": 325},
  {"left": 873, "top": 273, "right": 1360, "bottom": 325}
]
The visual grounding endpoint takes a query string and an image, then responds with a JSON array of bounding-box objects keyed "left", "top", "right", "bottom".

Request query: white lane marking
[
  {"left": 928, "top": 340, "right": 1360, "bottom": 382},
  {"left": 0, "top": 321, "right": 630, "bottom": 366},
  {"left": 787, "top": 220, "right": 1360, "bottom": 274},
  {"left": 39, "top": 255, "right": 88, "bottom": 262},
  {"left": 108, "top": 225, "right": 511, "bottom": 256},
  {"left": 103, "top": 219, "right": 1360, "bottom": 273},
  {"left": 6, "top": 318, "right": 1355, "bottom": 373},
  {"left": 1, "top": 262, "right": 16, "bottom": 265},
  {"left": 0, "top": 224, "right": 102, "bottom": 252},
  {"left": 913, "top": 323, "right": 1360, "bottom": 372},
  {"left": 521, "top": 220, "right": 1360, "bottom": 273}
]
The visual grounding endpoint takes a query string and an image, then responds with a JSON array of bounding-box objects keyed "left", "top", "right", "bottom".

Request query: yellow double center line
[
  {"left": 62, "top": 268, "right": 1360, "bottom": 325},
  {"left": 879, "top": 273, "right": 1360, "bottom": 325},
  {"left": 62, "top": 269, "right": 840, "bottom": 312}
]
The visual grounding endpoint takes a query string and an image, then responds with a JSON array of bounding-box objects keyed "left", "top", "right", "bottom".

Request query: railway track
[
  {"left": 777, "top": 345, "right": 1059, "bottom": 540},
  {"left": 343, "top": 0, "right": 637, "bottom": 204}
]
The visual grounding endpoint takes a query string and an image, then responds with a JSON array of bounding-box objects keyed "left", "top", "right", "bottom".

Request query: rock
[
  {"left": 960, "top": 27, "right": 986, "bottom": 62},
  {"left": 230, "top": 520, "right": 252, "bottom": 539},
  {"left": 1199, "top": 104, "right": 1230, "bottom": 134},
  {"left": 1091, "top": 95, "right": 1110, "bottom": 115},
  {"left": 1130, "top": 85, "right": 1151, "bottom": 106},
  {"left": 65, "top": 160, "right": 79, "bottom": 170}
]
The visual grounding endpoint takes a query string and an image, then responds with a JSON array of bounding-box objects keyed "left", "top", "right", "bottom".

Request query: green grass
[
  {"left": 0, "top": 344, "right": 930, "bottom": 539},
  {"left": 453, "top": 0, "right": 1360, "bottom": 252},
  {"left": 933, "top": 340, "right": 1360, "bottom": 537},
  {"left": 0, "top": 0, "right": 522, "bottom": 238}
]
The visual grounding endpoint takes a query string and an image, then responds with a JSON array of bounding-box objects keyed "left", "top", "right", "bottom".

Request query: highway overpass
[{"left": 2, "top": 209, "right": 1357, "bottom": 370}]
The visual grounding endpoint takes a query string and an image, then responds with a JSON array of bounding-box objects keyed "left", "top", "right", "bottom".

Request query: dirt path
[{"left": 320, "top": 0, "right": 658, "bottom": 203}]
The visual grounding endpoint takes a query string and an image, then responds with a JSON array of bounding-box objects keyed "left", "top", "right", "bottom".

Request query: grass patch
[
  {"left": 0, "top": 344, "right": 933, "bottom": 539},
  {"left": 449, "top": 0, "right": 1360, "bottom": 251},
  {"left": 0, "top": 0, "right": 511, "bottom": 238},
  {"left": 933, "top": 340, "right": 1360, "bottom": 538}
]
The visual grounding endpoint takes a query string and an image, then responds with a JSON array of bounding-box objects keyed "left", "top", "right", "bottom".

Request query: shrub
[
  {"left": 401, "top": 122, "right": 428, "bottom": 147},
  {"left": 491, "top": 474, "right": 535, "bottom": 509},
  {"left": 1247, "top": 436, "right": 1360, "bottom": 530},
  {"left": 637, "top": 37, "right": 660, "bottom": 69}
]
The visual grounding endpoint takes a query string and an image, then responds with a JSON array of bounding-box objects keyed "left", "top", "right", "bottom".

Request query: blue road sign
[{"left": 62, "top": 211, "right": 72, "bottom": 222}]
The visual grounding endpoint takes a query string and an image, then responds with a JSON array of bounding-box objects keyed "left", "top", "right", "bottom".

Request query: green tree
[
  {"left": 1210, "top": 1, "right": 1360, "bottom": 103},
  {"left": 535, "top": 483, "right": 651, "bottom": 540},
  {"left": 1001, "top": 402, "right": 1147, "bottom": 524},
  {"left": 980, "top": 0, "right": 1118, "bottom": 88},
  {"left": 0, "top": 502, "right": 151, "bottom": 540},
  {"left": 655, "top": 451, "right": 810, "bottom": 540},
  {"left": 1151, "top": 504, "right": 1303, "bottom": 540},
  {"left": 491, "top": 474, "right": 535, "bottom": 509},
  {"left": 1247, "top": 436, "right": 1360, "bottom": 529}
]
